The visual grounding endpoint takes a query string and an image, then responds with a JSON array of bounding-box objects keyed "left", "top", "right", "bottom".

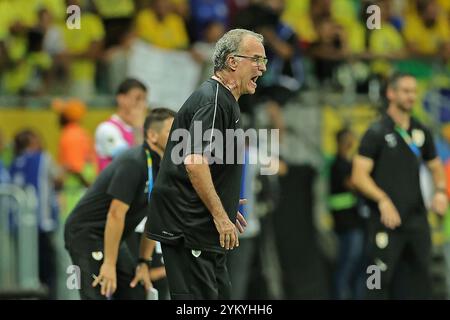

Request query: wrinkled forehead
[{"left": 239, "top": 35, "right": 266, "bottom": 57}]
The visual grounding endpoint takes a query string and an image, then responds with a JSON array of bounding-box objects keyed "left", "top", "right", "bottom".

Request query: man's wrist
[
  {"left": 377, "top": 194, "right": 389, "bottom": 204},
  {"left": 137, "top": 257, "right": 152, "bottom": 268}
]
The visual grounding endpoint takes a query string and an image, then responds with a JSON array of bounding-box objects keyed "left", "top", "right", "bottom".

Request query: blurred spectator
[
  {"left": 171, "top": 0, "right": 190, "bottom": 20},
  {"left": 329, "top": 128, "right": 366, "bottom": 300},
  {"left": 309, "top": 17, "right": 349, "bottom": 85},
  {"left": 53, "top": 98, "right": 97, "bottom": 219},
  {"left": 188, "top": 0, "right": 229, "bottom": 43},
  {"left": 403, "top": 0, "right": 450, "bottom": 61},
  {"left": 93, "top": 0, "right": 135, "bottom": 49},
  {"left": 191, "top": 21, "right": 226, "bottom": 83},
  {"left": 1, "top": 2, "right": 53, "bottom": 95},
  {"left": 61, "top": 0, "right": 105, "bottom": 98},
  {"left": 135, "top": 0, "right": 189, "bottom": 50},
  {"left": 36, "top": 7, "right": 66, "bottom": 94},
  {"left": 9, "top": 129, "right": 61, "bottom": 299},
  {"left": 368, "top": 0, "right": 407, "bottom": 78},
  {"left": 39, "top": 8, "right": 65, "bottom": 60},
  {"left": 234, "top": 0, "right": 304, "bottom": 140},
  {"left": 95, "top": 78, "right": 148, "bottom": 172}
]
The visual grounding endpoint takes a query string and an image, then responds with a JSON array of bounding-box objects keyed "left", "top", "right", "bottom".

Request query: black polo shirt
[
  {"left": 358, "top": 113, "right": 436, "bottom": 219},
  {"left": 146, "top": 78, "right": 243, "bottom": 253},
  {"left": 64, "top": 144, "right": 160, "bottom": 252}
]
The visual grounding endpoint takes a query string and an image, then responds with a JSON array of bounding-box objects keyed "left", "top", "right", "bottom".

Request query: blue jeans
[{"left": 333, "top": 228, "right": 366, "bottom": 299}]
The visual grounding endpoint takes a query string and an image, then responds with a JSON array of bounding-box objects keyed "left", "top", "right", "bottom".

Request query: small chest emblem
[
  {"left": 412, "top": 129, "right": 425, "bottom": 147},
  {"left": 384, "top": 133, "right": 397, "bottom": 148}
]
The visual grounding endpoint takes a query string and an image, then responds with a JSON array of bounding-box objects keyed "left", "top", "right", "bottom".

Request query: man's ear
[
  {"left": 116, "top": 94, "right": 126, "bottom": 108},
  {"left": 228, "top": 55, "right": 238, "bottom": 71},
  {"left": 386, "top": 86, "right": 395, "bottom": 101},
  {"left": 146, "top": 129, "right": 158, "bottom": 144}
]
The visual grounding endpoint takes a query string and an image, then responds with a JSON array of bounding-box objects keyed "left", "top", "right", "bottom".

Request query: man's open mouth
[{"left": 251, "top": 76, "right": 259, "bottom": 86}]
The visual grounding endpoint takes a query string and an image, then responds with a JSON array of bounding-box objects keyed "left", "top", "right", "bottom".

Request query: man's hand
[
  {"left": 92, "top": 262, "right": 117, "bottom": 298},
  {"left": 130, "top": 264, "right": 153, "bottom": 291},
  {"left": 236, "top": 212, "right": 247, "bottom": 234},
  {"left": 213, "top": 215, "right": 238, "bottom": 250},
  {"left": 236, "top": 199, "right": 248, "bottom": 234},
  {"left": 378, "top": 197, "right": 402, "bottom": 229},
  {"left": 431, "top": 191, "right": 448, "bottom": 216}
]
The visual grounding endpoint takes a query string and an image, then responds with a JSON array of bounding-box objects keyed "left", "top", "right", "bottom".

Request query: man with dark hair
[
  {"left": 146, "top": 28, "right": 267, "bottom": 300},
  {"left": 352, "top": 73, "right": 448, "bottom": 299},
  {"left": 64, "top": 108, "right": 174, "bottom": 300},
  {"left": 95, "top": 78, "right": 148, "bottom": 171}
]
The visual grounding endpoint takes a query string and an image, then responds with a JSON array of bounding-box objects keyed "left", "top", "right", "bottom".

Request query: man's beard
[{"left": 397, "top": 102, "right": 413, "bottom": 113}]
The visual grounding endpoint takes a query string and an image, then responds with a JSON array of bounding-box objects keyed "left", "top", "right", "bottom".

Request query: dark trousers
[
  {"left": 333, "top": 228, "right": 366, "bottom": 300},
  {"left": 226, "top": 237, "right": 257, "bottom": 299},
  {"left": 67, "top": 242, "right": 146, "bottom": 300},
  {"left": 38, "top": 232, "right": 57, "bottom": 299},
  {"left": 161, "top": 243, "right": 231, "bottom": 300},
  {"left": 365, "top": 213, "right": 432, "bottom": 299}
]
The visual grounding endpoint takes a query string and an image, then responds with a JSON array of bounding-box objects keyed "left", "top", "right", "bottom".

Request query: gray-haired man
[{"left": 146, "top": 29, "right": 267, "bottom": 299}]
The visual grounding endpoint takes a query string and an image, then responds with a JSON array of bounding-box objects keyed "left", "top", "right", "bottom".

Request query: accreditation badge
[
  {"left": 375, "top": 232, "right": 389, "bottom": 249},
  {"left": 91, "top": 251, "right": 103, "bottom": 261}
]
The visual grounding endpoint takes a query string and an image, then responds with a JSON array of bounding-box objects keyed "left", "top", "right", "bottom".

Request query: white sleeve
[{"left": 95, "top": 122, "right": 129, "bottom": 158}]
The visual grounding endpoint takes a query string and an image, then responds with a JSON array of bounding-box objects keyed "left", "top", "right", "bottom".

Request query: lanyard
[
  {"left": 145, "top": 148, "right": 153, "bottom": 203},
  {"left": 394, "top": 125, "right": 421, "bottom": 158}
]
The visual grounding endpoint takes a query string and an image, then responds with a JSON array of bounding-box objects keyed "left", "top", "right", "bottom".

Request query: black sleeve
[
  {"left": 422, "top": 127, "right": 437, "bottom": 161},
  {"left": 187, "top": 103, "right": 228, "bottom": 161},
  {"left": 358, "top": 126, "right": 383, "bottom": 160},
  {"left": 107, "top": 159, "right": 142, "bottom": 205}
]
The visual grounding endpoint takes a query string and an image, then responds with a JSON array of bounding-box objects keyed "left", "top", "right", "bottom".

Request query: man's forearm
[
  {"left": 103, "top": 205, "right": 127, "bottom": 266},
  {"left": 352, "top": 173, "right": 388, "bottom": 203},
  {"left": 430, "top": 162, "right": 447, "bottom": 192},
  {"left": 139, "top": 233, "right": 156, "bottom": 260},
  {"left": 185, "top": 157, "right": 227, "bottom": 219}
]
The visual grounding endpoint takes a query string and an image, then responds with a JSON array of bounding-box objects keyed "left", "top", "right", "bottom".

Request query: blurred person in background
[
  {"left": 9, "top": 129, "right": 62, "bottom": 299},
  {"left": 368, "top": 0, "right": 408, "bottom": 79},
  {"left": 38, "top": 7, "right": 66, "bottom": 95},
  {"left": 61, "top": 0, "right": 105, "bottom": 98},
  {"left": 92, "top": 0, "right": 136, "bottom": 94},
  {"left": 135, "top": 0, "right": 189, "bottom": 50},
  {"left": 64, "top": 109, "right": 175, "bottom": 299},
  {"left": 54, "top": 98, "right": 97, "bottom": 218},
  {"left": 191, "top": 20, "right": 226, "bottom": 84},
  {"left": 233, "top": 0, "right": 304, "bottom": 140},
  {"left": 403, "top": 0, "right": 450, "bottom": 61},
  {"left": 1, "top": 6, "right": 52, "bottom": 95},
  {"left": 309, "top": 16, "right": 349, "bottom": 86},
  {"left": 95, "top": 78, "right": 148, "bottom": 172},
  {"left": 329, "top": 128, "right": 366, "bottom": 300},
  {"left": 187, "top": 0, "right": 229, "bottom": 43},
  {"left": 352, "top": 73, "right": 448, "bottom": 299}
]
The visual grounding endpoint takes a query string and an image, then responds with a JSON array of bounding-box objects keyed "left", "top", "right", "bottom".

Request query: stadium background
[{"left": 1, "top": 0, "right": 450, "bottom": 299}]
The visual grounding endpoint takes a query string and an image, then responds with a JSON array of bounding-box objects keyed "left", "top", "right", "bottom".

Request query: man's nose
[{"left": 259, "top": 63, "right": 267, "bottom": 72}]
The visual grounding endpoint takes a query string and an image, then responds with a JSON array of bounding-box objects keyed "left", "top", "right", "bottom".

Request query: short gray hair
[{"left": 212, "top": 29, "right": 264, "bottom": 72}]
